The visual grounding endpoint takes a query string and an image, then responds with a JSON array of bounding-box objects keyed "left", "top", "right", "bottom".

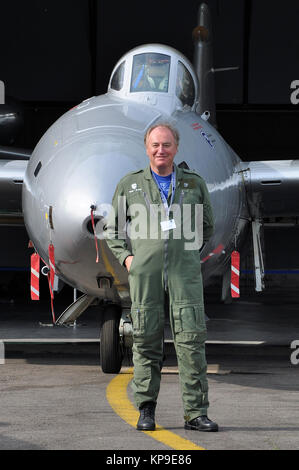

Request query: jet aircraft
[{"left": 0, "top": 3, "right": 298, "bottom": 373}]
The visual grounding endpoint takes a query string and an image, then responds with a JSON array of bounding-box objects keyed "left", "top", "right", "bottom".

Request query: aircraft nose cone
[
  {"left": 26, "top": 133, "right": 147, "bottom": 295},
  {"left": 53, "top": 147, "right": 146, "bottom": 262},
  {"left": 62, "top": 151, "right": 143, "bottom": 223}
]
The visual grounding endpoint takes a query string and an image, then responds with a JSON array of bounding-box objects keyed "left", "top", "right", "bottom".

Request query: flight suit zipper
[
  {"left": 164, "top": 189, "right": 185, "bottom": 292},
  {"left": 142, "top": 188, "right": 185, "bottom": 292}
]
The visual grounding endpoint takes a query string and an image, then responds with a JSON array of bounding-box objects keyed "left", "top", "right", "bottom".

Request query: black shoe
[
  {"left": 136, "top": 402, "right": 156, "bottom": 431},
  {"left": 184, "top": 415, "right": 218, "bottom": 432}
]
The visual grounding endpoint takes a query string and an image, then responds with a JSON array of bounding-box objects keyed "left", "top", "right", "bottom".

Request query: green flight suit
[{"left": 104, "top": 163, "right": 214, "bottom": 421}]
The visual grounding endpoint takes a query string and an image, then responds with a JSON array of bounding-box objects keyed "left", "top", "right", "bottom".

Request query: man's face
[{"left": 145, "top": 126, "right": 178, "bottom": 175}]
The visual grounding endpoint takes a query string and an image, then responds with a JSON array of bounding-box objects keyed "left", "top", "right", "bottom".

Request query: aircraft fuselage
[{"left": 22, "top": 92, "right": 248, "bottom": 302}]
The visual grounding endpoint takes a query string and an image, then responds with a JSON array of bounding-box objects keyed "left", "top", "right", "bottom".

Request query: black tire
[{"left": 100, "top": 305, "right": 123, "bottom": 374}]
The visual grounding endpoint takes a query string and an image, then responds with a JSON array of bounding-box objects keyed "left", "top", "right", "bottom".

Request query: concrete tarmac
[{"left": 0, "top": 288, "right": 299, "bottom": 451}]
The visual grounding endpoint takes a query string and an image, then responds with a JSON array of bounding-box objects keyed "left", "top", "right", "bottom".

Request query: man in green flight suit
[{"left": 104, "top": 123, "right": 218, "bottom": 432}]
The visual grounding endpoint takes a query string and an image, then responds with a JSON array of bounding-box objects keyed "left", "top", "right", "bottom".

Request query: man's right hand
[{"left": 125, "top": 255, "right": 134, "bottom": 272}]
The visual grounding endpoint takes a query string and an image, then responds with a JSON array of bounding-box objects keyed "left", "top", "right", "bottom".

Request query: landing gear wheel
[{"left": 100, "top": 305, "right": 123, "bottom": 374}]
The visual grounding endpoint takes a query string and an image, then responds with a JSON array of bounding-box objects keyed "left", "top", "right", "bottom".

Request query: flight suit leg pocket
[
  {"left": 193, "top": 304, "right": 206, "bottom": 330},
  {"left": 172, "top": 303, "right": 206, "bottom": 337},
  {"left": 131, "top": 306, "right": 164, "bottom": 339},
  {"left": 131, "top": 308, "right": 145, "bottom": 337},
  {"left": 172, "top": 308, "right": 183, "bottom": 334}
]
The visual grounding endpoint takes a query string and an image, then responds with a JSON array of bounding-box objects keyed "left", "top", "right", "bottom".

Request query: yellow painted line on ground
[{"left": 106, "top": 367, "right": 205, "bottom": 451}]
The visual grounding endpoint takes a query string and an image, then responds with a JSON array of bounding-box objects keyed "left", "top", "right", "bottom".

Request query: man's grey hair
[{"left": 144, "top": 122, "right": 180, "bottom": 146}]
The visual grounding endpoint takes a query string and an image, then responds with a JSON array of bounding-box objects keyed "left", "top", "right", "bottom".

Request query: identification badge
[{"left": 160, "top": 219, "right": 176, "bottom": 232}]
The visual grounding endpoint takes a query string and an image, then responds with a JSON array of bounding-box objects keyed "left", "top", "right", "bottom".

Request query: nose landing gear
[{"left": 100, "top": 304, "right": 123, "bottom": 373}]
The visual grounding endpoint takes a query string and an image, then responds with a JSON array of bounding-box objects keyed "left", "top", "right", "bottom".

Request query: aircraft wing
[
  {"left": 240, "top": 159, "right": 299, "bottom": 219},
  {"left": 0, "top": 146, "right": 31, "bottom": 224}
]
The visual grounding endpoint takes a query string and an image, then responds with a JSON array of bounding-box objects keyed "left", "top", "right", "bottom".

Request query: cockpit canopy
[
  {"left": 108, "top": 44, "right": 198, "bottom": 115},
  {"left": 131, "top": 53, "right": 170, "bottom": 93}
]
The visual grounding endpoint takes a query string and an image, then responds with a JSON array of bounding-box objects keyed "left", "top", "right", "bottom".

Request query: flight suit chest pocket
[
  {"left": 181, "top": 189, "right": 200, "bottom": 204},
  {"left": 127, "top": 190, "right": 145, "bottom": 206},
  {"left": 126, "top": 191, "right": 149, "bottom": 229},
  {"left": 172, "top": 304, "right": 205, "bottom": 334}
]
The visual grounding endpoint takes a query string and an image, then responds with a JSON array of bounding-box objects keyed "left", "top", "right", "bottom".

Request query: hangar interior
[{"left": 0, "top": 0, "right": 298, "bottom": 300}]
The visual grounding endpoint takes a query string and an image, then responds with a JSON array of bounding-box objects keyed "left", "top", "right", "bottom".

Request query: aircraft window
[
  {"left": 111, "top": 61, "right": 125, "bottom": 91},
  {"left": 130, "top": 53, "right": 170, "bottom": 93},
  {"left": 176, "top": 61, "right": 195, "bottom": 107}
]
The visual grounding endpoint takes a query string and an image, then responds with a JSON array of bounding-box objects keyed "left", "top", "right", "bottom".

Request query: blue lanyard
[{"left": 152, "top": 168, "right": 176, "bottom": 218}]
